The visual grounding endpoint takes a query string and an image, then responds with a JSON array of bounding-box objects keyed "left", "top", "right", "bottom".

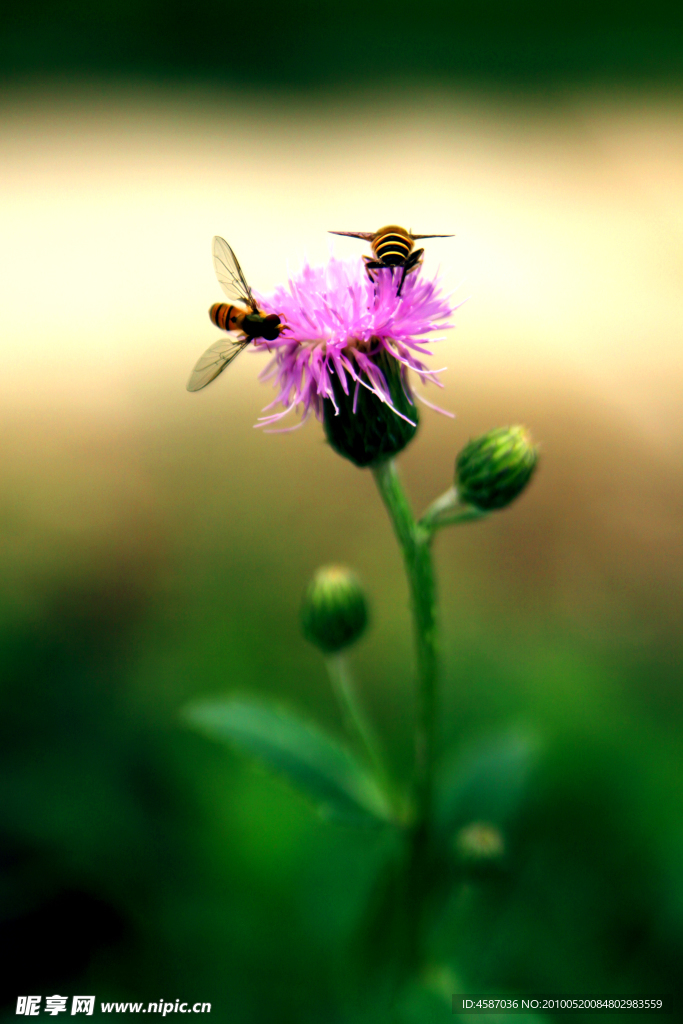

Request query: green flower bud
[
  {"left": 453, "top": 821, "right": 505, "bottom": 864},
  {"left": 301, "top": 566, "right": 369, "bottom": 654},
  {"left": 455, "top": 425, "right": 538, "bottom": 511},
  {"left": 323, "top": 347, "right": 419, "bottom": 468}
]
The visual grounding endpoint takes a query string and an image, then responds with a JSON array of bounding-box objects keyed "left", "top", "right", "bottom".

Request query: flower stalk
[
  {"left": 371, "top": 459, "right": 438, "bottom": 966},
  {"left": 324, "top": 652, "right": 389, "bottom": 795},
  {"left": 372, "top": 461, "right": 436, "bottom": 824},
  {"left": 419, "top": 485, "right": 489, "bottom": 533}
]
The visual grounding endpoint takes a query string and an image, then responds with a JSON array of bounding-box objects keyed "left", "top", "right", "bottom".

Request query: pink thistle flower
[
  {"left": 253, "top": 257, "right": 461, "bottom": 465},
  {"left": 255, "top": 258, "right": 457, "bottom": 422}
]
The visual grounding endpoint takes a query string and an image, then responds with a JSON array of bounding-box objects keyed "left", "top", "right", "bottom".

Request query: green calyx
[
  {"left": 323, "top": 346, "right": 419, "bottom": 468},
  {"left": 455, "top": 425, "right": 539, "bottom": 511},
  {"left": 301, "top": 566, "right": 369, "bottom": 654}
]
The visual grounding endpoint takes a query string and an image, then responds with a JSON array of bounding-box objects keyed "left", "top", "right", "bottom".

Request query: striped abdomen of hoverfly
[
  {"left": 209, "top": 302, "right": 243, "bottom": 332},
  {"left": 329, "top": 224, "right": 453, "bottom": 296},
  {"left": 209, "top": 303, "right": 281, "bottom": 341},
  {"left": 371, "top": 225, "right": 415, "bottom": 266}
]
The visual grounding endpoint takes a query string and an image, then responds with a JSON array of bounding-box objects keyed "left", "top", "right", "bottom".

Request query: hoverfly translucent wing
[
  {"left": 212, "top": 235, "right": 256, "bottom": 309},
  {"left": 328, "top": 231, "right": 376, "bottom": 240},
  {"left": 409, "top": 233, "right": 454, "bottom": 239},
  {"left": 186, "top": 335, "right": 250, "bottom": 392}
]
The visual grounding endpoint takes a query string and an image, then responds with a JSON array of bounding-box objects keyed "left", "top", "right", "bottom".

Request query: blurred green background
[
  {"left": 1, "top": 2, "right": 683, "bottom": 1020},
  {"left": 3, "top": 0, "right": 683, "bottom": 86}
]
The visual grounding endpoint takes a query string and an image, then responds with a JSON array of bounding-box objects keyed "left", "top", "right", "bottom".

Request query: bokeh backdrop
[{"left": 1, "top": 5, "right": 683, "bottom": 1022}]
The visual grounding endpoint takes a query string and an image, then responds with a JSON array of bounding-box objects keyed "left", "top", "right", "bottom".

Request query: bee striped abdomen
[
  {"left": 210, "top": 302, "right": 241, "bottom": 331},
  {"left": 373, "top": 230, "right": 413, "bottom": 267}
]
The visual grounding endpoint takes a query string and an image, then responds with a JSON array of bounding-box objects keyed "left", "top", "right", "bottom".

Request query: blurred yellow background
[{"left": 3, "top": 85, "right": 683, "bottom": 421}]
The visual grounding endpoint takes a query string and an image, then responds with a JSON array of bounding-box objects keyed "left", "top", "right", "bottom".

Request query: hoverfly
[
  {"left": 187, "top": 236, "right": 283, "bottom": 392},
  {"left": 329, "top": 224, "right": 453, "bottom": 296}
]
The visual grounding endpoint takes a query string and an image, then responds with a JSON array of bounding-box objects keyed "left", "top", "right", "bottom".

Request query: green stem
[
  {"left": 419, "top": 485, "right": 489, "bottom": 534},
  {"left": 325, "top": 652, "right": 389, "bottom": 792},
  {"left": 371, "top": 458, "right": 438, "bottom": 967}
]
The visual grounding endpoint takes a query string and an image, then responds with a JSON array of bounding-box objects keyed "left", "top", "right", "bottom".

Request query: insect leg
[
  {"left": 396, "top": 249, "right": 424, "bottom": 296},
  {"left": 363, "top": 255, "right": 382, "bottom": 285}
]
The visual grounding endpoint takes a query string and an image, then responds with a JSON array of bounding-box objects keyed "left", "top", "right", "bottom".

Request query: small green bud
[
  {"left": 455, "top": 425, "right": 538, "bottom": 511},
  {"left": 300, "top": 565, "right": 369, "bottom": 654},
  {"left": 323, "top": 347, "right": 419, "bottom": 468},
  {"left": 454, "top": 821, "right": 505, "bottom": 864}
]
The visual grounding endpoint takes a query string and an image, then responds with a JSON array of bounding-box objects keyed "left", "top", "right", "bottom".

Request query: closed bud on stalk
[
  {"left": 300, "top": 565, "right": 369, "bottom": 654},
  {"left": 323, "top": 348, "right": 419, "bottom": 468},
  {"left": 455, "top": 425, "right": 538, "bottom": 511}
]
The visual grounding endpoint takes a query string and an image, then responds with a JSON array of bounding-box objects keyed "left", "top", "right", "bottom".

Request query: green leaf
[{"left": 182, "top": 697, "right": 393, "bottom": 826}]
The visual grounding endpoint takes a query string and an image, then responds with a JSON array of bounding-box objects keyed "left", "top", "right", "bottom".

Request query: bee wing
[
  {"left": 409, "top": 233, "right": 454, "bottom": 239},
  {"left": 212, "top": 236, "right": 256, "bottom": 308},
  {"left": 328, "top": 231, "right": 376, "bottom": 241},
  {"left": 186, "top": 335, "right": 250, "bottom": 392}
]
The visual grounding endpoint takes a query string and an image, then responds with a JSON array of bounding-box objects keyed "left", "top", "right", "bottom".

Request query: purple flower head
[{"left": 253, "top": 257, "right": 460, "bottom": 435}]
